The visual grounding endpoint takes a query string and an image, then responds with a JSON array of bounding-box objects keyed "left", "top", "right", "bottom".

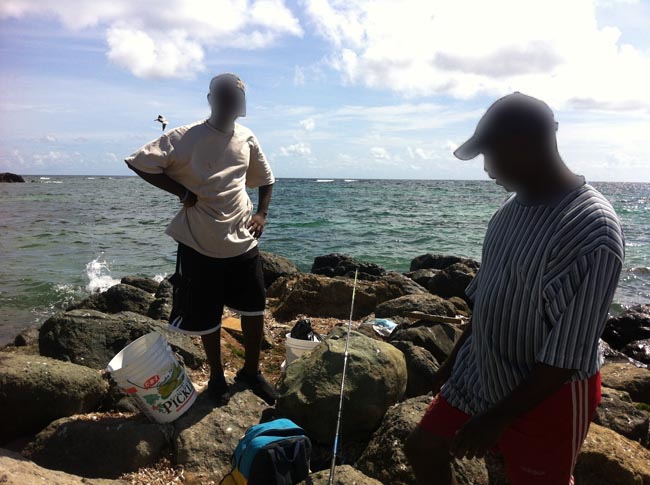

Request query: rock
[
  {"left": 69, "top": 284, "right": 155, "bottom": 316},
  {"left": 300, "top": 465, "right": 382, "bottom": 484},
  {"left": 405, "top": 268, "right": 438, "bottom": 287},
  {"left": 39, "top": 310, "right": 205, "bottom": 370},
  {"left": 311, "top": 253, "right": 386, "bottom": 281},
  {"left": 357, "top": 396, "right": 488, "bottom": 485},
  {"left": 410, "top": 254, "right": 480, "bottom": 272},
  {"left": 574, "top": 423, "right": 650, "bottom": 484},
  {"left": 427, "top": 263, "right": 476, "bottom": 300},
  {"left": 0, "top": 172, "right": 25, "bottom": 183},
  {"left": 147, "top": 297, "right": 172, "bottom": 321},
  {"left": 448, "top": 296, "right": 471, "bottom": 316},
  {"left": 375, "top": 293, "right": 458, "bottom": 319},
  {"left": 23, "top": 414, "right": 171, "bottom": 478},
  {"left": 0, "top": 448, "right": 125, "bottom": 485},
  {"left": 276, "top": 328, "right": 407, "bottom": 444},
  {"left": 173, "top": 389, "right": 268, "bottom": 482},
  {"left": 268, "top": 273, "right": 426, "bottom": 321},
  {"left": 120, "top": 275, "right": 159, "bottom": 293},
  {"left": 390, "top": 321, "right": 462, "bottom": 363},
  {"left": 600, "top": 339, "right": 648, "bottom": 368},
  {"left": 601, "top": 362, "right": 650, "bottom": 404},
  {"left": 13, "top": 326, "right": 39, "bottom": 347},
  {"left": 594, "top": 387, "right": 650, "bottom": 446},
  {"left": 623, "top": 339, "right": 650, "bottom": 365},
  {"left": 155, "top": 278, "right": 173, "bottom": 299},
  {"left": 603, "top": 304, "right": 650, "bottom": 349},
  {"left": 0, "top": 353, "right": 107, "bottom": 444},
  {"left": 260, "top": 251, "right": 301, "bottom": 287},
  {"left": 391, "top": 341, "right": 439, "bottom": 398}
]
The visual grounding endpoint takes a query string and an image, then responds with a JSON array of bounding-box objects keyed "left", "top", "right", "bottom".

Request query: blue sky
[{"left": 1, "top": 0, "right": 650, "bottom": 181}]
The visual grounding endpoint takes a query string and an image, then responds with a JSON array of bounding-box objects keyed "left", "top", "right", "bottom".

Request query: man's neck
[
  {"left": 207, "top": 115, "right": 235, "bottom": 134},
  {"left": 517, "top": 158, "right": 583, "bottom": 205}
]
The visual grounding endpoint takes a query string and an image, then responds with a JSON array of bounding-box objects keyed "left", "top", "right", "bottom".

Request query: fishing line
[{"left": 328, "top": 269, "right": 359, "bottom": 485}]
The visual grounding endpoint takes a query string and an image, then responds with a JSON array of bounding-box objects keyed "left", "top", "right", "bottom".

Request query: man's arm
[
  {"left": 247, "top": 183, "right": 273, "bottom": 239},
  {"left": 450, "top": 363, "right": 575, "bottom": 459},
  {"left": 126, "top": 163, "right": 197, "bottom": 207},
  {"left": 432, "top": 319, "right": 472, "bottom": 394}
]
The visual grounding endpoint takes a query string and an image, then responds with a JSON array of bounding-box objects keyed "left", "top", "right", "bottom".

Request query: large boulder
[
  {"left": 603, "top": 304, "right": 650, "bottom": 349},
  {"left": 0, "top": 448, "right": 125, "bottom": 485},
  {"left": 623, "top": 339, "right": 650, "bottom": 366},
  {"left": 357, "top": 396, "right": 488, "bottom": 485},
  {"left": 404, "top": 268, "right": 439, "bottom": 287},
  {"left": 300, "top": 465, "right": 382, "bottom": 484},
  {"left": 574, "top": 423, "right": 650, "bottom": 484},
  {"left": 120, "top": 275, "right": 159, "bottom": 293},
  {"left": 0, "top": 172, "right": 25, "bottom": 183},
  {"left": 601, "top": 362, "right": 650, "bottom": 404},
  {"left": 68, "top": 284, "right": 155, "bottom": 316},
  {"left": 594, "top": 387, "right": 650, "bottom": 446},
  {"left": 427, "top": 263, "right": 476, "bottom": 301},
  {"left": 0, "top": 353, "right": 107, "bottom": 443},
  {"left": 600, "top": 339, "right": 648, "bottom": 368},
  {"left": 375, "top": 293, "right": 458, "bottom": 319},
  {"left": 39, "top": 310, "right": 206, "bottom": 369},
  {"left": 311, "top": 253, "right": 386, "bottom": 281},
  {"left": 148, "top": 278, "right": 174, "bottom": 321},
  {"left": 23, "top": 414, "right": 171, "bottom": 478},
  {"left": 173, "top": 388, "right": 268, "bottom": 482},
  {"left": 260, "top": 251, "right": 301, "bottom": 287},
  {"left": 276, "top": 328, "right": 407, "bottom": 444},
  {"left": 390, "top": 321, "right": 463, "bottom": 363},
  {"left": 390, "top": 341, "right": 440, "bottom": 398},
  {"left": 410, "top": 254, "right": 479, "bottom": 272},
  {"left": 268, "top": 273, "right": 426, "bottom": 321}
]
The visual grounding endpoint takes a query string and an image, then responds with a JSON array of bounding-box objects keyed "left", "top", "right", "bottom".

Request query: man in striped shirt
[{"left": 405, "top": 93, "right": 625, "bottom": 485}]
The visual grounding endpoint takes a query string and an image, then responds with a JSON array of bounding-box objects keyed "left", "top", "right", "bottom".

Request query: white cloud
[
  {"left": 279, "top": 142, "right": 312, "bottom": 156},
  {"left": 0, "top": 0, "right": 303, "bottom": 78},
  {"left": 299, "top": 117, "right": 316, "bottom": 131},
  {"left": 293, "top": 65, "right": 306, "bottom": 85},
  {"left": 304, "top": 0, "right": 650, "bottom": 110},
  {"left": 370, "top": 146, "right": 390, "bottom": 160}
]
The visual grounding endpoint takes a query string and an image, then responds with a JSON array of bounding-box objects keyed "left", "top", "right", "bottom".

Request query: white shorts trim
[
  {"left": 226, "top": 307, "right": 266, "bottom": 317},
  {"left": 167, "top": 317, "right": 222, "bottom": 336}
]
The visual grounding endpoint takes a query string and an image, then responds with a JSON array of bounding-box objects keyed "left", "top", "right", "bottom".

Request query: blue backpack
[{"left": 220, "top": 418, "right": 311, "bottom": 485}]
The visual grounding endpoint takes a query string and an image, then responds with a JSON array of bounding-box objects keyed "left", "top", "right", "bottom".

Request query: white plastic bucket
[
  {"left": 106, "top": 332, "right": 197, "bottom": 423},
  {"left": 285, "top": 333, "right": 321, "bottom": 366}
]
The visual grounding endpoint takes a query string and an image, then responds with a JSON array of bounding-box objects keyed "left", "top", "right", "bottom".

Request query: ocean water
[{"left": 1, "top": 176, "right": 648, "bottom": 345}]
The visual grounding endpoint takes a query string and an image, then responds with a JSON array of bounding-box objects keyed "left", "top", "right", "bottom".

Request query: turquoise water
[{"left": 1, "top": 176, "right": 648, "bottom": 345}]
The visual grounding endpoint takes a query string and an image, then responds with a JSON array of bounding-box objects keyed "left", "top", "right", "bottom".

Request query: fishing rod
[{"left": 328, "top": 269, "right": 359, "bottom": 485}]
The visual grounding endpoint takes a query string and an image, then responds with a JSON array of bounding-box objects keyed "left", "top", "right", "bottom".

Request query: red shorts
[{"left": 419, "top": 372, "right": 601, "bottom": 485}]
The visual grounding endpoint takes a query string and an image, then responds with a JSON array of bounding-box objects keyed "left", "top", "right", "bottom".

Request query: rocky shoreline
[{"left": 1, "top": 252, "right": 649, "bottom": 484}]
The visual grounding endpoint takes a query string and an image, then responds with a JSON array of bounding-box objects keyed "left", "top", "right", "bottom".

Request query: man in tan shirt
[{"left": 125, "top": 73, "right": 276, "bottom": 404}]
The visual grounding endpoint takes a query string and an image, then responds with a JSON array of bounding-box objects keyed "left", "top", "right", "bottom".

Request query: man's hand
[
  {"left": 247, "top": 212, "right": 267, "bottom": 239},
  {"left": 450, "top": 411, "right": 510, "bottom": 459}
]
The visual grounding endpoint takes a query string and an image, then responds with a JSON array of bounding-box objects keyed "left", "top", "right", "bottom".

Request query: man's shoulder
[
  {"left": 234, "top": 122, "right": 257, "bottom": 141},
  {"left": 164, "top": 120, "right": 207, "bottom": 142}
]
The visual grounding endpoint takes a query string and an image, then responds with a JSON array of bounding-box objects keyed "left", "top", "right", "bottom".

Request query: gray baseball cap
[{"left": 454, "top": 92, "right": 558, "bottom": 161}]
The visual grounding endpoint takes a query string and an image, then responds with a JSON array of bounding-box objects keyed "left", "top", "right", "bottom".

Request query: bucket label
[
  {"left": 139, "top": 363, "right": 195, "bottom": 415},
  {"left": 144, "top": 375, "right": 160, "bottom": 389}
]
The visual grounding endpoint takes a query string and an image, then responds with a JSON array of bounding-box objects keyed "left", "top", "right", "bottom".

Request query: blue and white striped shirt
[{"left": 441, "top": 182, "right": 625, "bottom": 415}]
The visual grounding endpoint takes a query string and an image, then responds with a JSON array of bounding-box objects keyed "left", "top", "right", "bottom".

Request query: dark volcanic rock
[
  {"left": 276, "top": 328, "right": 406, "bottom": 444},
  {"left": 603, "top": 304, "right": 650, "bottom": 349},
  {"left": 0, "top": 353, "right": 107, "bottom": 444},
  {"left": 68, "top": 284, "right": 155, "bottom": 316},
  {"left": 600, "top": 339, "right": 648, "bottom": 368},
  {"left": 260, "top": 251, "right": 301, "bottom": 288},
  {"left": 13, "top": 326, "right": 40, "bottom": 347},
  {"left": 311, "top": 253, "right": 386, "bottom": 280},
  {"left": 300, "top": 465, "right": 382, "bottom": 484},
  {"left": 357, "top": 396, "right": 488, "bottom": 485},
  {"left": 39, "top": 310, "right": 205, "bottom": 369},
  {"left": 594, "top": 387, "right": 650, "bottom": 446},
  {"left": 268, "top": 272, "right": 426, "bottom": 321},
  {"left": 120, "top": 275, "right": 159, "bottom": 293},
  {"left": 601, "top": 362, "right": 650, "bottom": 404},
  {"left": 405, "top": 268, "right": 439, "bottom": 287},
  {"left": 375, "top": 293, "right": 458, "bottom": 319},
  {"left": 391, "top": 340, "right": 440, "bottom": 398},
  {"left": 390, "top": 321, "right": 463, "bottom": 363},
  {"left": 427, "top": 263, "right": 476, "bottom": 300},
  {"left": 410, "top": 253, "right": 480, "bottom": 272},
  {"left": 0, "top": 172, "right": 25, "bottom": 183},
  {"left": 23, "top": 414, "right": 171, "bottom": 478},
  {"left": 623, "top": 339, "right": 650, "bottom": 365}
]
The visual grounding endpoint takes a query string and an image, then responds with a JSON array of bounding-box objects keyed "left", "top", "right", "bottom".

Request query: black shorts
[{"left": 167, "top": 243, "right": 266, "bottom": 335}]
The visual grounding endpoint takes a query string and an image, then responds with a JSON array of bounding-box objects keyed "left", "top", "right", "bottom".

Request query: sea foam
[{"left": 85, "top": 256, "right": 120, "bottom": 293}]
